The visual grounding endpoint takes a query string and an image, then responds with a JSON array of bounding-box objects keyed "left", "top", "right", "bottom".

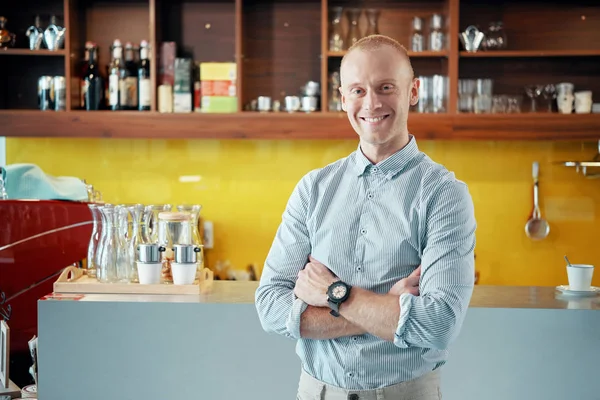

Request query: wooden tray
[{"left": 53, "top": 266, "right": 214, "bottom": 295}]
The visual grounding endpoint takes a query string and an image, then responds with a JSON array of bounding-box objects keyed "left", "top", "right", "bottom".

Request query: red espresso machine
[{"left": 0, "top": 199, "right": 93, "bottom": 383}]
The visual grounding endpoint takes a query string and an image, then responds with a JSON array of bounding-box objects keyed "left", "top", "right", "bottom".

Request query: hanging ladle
[{"left": 525, "top": 161, "right": 550, "bottom": 240}]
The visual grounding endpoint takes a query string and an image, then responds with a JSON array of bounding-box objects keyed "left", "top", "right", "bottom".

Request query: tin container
[
  {"left": 53, "top": 76, "right": 66, "bottom": 111},
  {"left": 38, "top": 76, "right": 53, "bottom": 111}
]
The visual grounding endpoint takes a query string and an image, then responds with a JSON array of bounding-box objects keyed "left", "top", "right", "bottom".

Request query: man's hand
[
  {"left": 294, "top": 256, "right": 338, "bottom": 308},
  {"left": 388, "top": 265, "right": 421, "bottom": 297}
]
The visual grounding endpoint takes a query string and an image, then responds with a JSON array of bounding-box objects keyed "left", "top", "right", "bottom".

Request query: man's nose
[{"left": 363, "top": 90, "right": 382, "bottom": 110}]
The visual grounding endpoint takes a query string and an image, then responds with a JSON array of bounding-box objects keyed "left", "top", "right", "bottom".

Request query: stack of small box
[{"left": 199, "top": 62, "right": 237, "bottom": 113}]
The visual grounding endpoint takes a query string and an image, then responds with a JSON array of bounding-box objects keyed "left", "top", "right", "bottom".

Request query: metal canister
[
  {"left": 38, "top": 76, "right": 53, "bottom": 111},
  {"left": 53, "top": 76, "right": 66, "bottom": 111},
  {"left": 137, "top": 243, "right": 164, "bottom": 263},
  {"left": 173, "top": 244, "right": 202, "bottom": 264}
]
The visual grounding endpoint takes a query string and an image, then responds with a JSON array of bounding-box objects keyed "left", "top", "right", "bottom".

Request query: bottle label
[
  {"left": 140, "top": 47, "right": 149, "bottom": 60},
  {"left": 109, "top": 75, "right": 119, "bottom": 106},
  {"left": 125, "top": 77, "right": 138, "bottom": 107},
  {"left": 81, "top": 80, "right": 89, "bottom": 108},
  {"left": 139, "top": 78, "right": 151, "bottom": 107}
]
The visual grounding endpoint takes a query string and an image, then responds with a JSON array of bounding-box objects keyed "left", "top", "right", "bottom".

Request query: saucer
[{"left": 556, "top": 285, "right": 600, "bottom": 297}]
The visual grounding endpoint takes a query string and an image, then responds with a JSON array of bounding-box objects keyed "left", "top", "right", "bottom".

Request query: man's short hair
[{"left": 340, "top": 34, "right": 415, "bottom": 79}]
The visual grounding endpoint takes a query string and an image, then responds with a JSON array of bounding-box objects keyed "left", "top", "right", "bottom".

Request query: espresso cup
[{"left": 566, "top": 264, "right": 594, "bottom": 291}]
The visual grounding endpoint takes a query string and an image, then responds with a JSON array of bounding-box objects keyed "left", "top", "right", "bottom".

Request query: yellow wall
[{"left": 6, "top": 136, "right": 600, "bottom": 287}]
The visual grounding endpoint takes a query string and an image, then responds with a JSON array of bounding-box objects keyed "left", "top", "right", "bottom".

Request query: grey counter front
[{"left": 38, "top": 282, "right": 600, "bottom": 400}]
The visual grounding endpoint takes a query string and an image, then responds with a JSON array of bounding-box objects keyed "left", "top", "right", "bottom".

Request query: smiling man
[{"left": 256, "top": 34, "right": 477, "bottom": 400}]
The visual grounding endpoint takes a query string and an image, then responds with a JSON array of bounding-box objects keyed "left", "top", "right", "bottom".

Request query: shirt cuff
[
  {"left": 393, "top": 292, "right": 415, "bottom": 348},
  {"left": 285, "top": 295, "right": 309, "bottom": 339}
]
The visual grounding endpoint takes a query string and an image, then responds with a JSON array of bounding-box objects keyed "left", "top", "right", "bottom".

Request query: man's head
[{"left": 339, "top": 35, "right": 419, "bottom": 148}]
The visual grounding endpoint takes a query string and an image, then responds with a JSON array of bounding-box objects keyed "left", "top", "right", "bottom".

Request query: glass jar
[
  {"left": 158, "top": 211, "right": 192, "bottom": 282},
  {"left": 365, "top": 9, "right": 380, "bottom": 36},
  {"left": 345, "top": 8, "right": 362, "bottom": 50}
]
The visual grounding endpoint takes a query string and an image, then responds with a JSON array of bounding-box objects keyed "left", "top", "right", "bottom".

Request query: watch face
[{"left": 332, "top": 284, "right": 347, "bottom": 299}]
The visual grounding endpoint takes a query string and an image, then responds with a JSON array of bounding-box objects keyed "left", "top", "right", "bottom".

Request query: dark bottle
[
  {"left": 123, "top": 42, "right": 138, "bottom": 110},
  {"left": 108, "top": 39, "right": 125, "bottom": 111},
  {"left": 138, "top": 40, "right": 151, "bottom": 111},
  {"left": 83, "top": 43, "right": 104, "bottom": 111}
]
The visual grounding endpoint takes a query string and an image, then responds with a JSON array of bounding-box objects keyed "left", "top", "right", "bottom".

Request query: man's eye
[
  {"left": 351, "top": 88, "right": 363, "bottom": 95},
  {"left": 382, "top": 85, "right": 393, "bottom": 91}
]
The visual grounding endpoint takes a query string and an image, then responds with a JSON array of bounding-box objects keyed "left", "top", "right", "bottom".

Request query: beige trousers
[{"left": 297, "top": 369, "right": 442, "bottom": 400}]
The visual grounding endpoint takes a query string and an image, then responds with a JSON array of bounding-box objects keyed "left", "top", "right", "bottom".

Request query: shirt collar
[{"left": 353, "top": 134, "right": 420, "bottom": 178}]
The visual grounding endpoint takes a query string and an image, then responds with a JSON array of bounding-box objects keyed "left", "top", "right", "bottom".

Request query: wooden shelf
[
  {"left": 0, "top": 49, "right": 67, "bottom": 56},
  {"left": 1, "top": 110, "right": 599, "bottom": 141},
  {"left": 460, "top": 50, "right": 600, "bottom": 58},
  {"left": 328, "top": 50, "right": 449, "bottom": 58}
]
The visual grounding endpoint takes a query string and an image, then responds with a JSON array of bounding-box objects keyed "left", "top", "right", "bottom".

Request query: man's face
[{"left": 339, "top": 47, "right": 419, "bottom": 146}]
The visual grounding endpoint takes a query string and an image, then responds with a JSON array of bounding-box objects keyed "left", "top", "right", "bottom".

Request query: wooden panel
[
  {"left": 459, "top": 56, "right": 600, "bottom": 111},
  {"left": 328, "top": 0, "right": 447, "bottom": 51},
  {"left": 460, "top": 50, "right": 600, "bottom": 57},
  {"left": 63, "top": 0, "right": 73, "bottom": 110},
  {"left": 241, "top": 0, "right": 321, "bottom": 108},
  {"left": 235, "top": 0, "right": 243, "bottom": 111},
  {"left": 2, "top": 110, "right": 600, "bottom": 141},
  {"left": 446, "top": 0, "right": 458, "bottom": 114},
  {"left": 0, "top": 56, "right": 64, "bottom": 109},
  {"left": 157, "top": 0, "right": 235, "bottom": 62},
  {"left": 150, "top": 0, "right": 157, "bottom": 111},
  {"left": 460, "top": 0, "right": 600, "bottom": 51},
  {"left": 0, "top": 50, "right": 66, "bottom": 56}
]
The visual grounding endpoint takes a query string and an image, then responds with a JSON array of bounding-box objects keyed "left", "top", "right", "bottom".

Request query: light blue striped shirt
[{"left": 256, "top": 135, "right": 476, "bottom": 390}]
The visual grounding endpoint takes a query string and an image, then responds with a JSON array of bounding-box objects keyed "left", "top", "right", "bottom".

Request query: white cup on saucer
[{"left": 566, "top": 264, "right": 594, "bottom": 291}]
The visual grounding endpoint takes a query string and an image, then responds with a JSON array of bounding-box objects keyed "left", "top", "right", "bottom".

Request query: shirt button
[
  {"left": 372, "top": 167, "right": 379, "bottom": 173},
  {"left": 367, "top": 193, "right": 373, "bottom": 199},
  {"left": 347, "top": 372, "right": 354, "bottom": 378},
  {"left": 360, "top": 229, "right": 367, "bottom": 235},
  {"left": 356, "top": 266, "right": 362, "bottom": 272},
  {"left": 352, "top": 336, "right": 359, "bottom": 341}
]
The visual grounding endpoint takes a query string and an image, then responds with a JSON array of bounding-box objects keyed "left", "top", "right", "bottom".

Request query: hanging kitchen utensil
[{"left": 525, "top": 161, "right": 550, "bottom": 240}]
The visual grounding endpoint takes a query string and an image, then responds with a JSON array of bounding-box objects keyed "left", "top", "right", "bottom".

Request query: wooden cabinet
[{"left": 0, "top": 0, "right": 599, "bottom": 140}]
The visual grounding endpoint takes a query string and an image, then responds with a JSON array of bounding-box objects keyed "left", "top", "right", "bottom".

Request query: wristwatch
[{"left": 327, "top": 281, "right": 352, "bottom": 317}]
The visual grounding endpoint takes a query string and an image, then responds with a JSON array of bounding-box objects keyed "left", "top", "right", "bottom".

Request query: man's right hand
[{"left": 388, "top": 265, "right": 421, "bottom": 297}]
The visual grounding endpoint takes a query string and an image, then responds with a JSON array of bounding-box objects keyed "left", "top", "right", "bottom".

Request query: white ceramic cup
[
  {"left": 566, "top": 264, "right": 594, "bottom": 291},
  {"left": 137, "top": 262, "right": 162, "bottom": 284},
  {"left": 557, "top": 93, "right": 574, "bottom": 114},
  {"left": 171, "top": 262, "right": 197, "bottom": 285},
  {"left": 574, "top": 91, "right": 593, "bottom": 114}
]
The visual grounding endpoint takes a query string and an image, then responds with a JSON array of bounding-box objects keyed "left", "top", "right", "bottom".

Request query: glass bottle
[
  {"left": 345, "top": 8, "right": 362, "bottom": 50},
  {"left": 176, "top": 204, "right": 203, "bottom": 246},
  {"left": 158, "top": 211, "right": 192, "bottom": 283},
  {"left": 365, "top": 9, "right": 380, "bottom": 36},
  {"left": 429, "top": 14, "right": 445, "bottom": 51},
  {"left": 83, "top": 43, "right": 105, "bottom": 111},
  {"left": 410, "top": 17, "right": 424, "bottom": 52},
  {"left": 43, "top": 15, "right": 65, "bottom": 51},
  {"left": 0, "top": 17, "right": 16, "bottom": 49},
  {"left": 123, "top": 42, "right": 138, "bottom": 110},
  {"left": 97, "top": 204, "right": 118, "bottom": 283},
  {"left": 108, "top": 39, "right": 125, "bottom": 111},
  {"left": 138, "top": 40, "right": 151, "bottom": 111},
  {"left": 328, "top": 7, "right": 344, "bottom": 52}
]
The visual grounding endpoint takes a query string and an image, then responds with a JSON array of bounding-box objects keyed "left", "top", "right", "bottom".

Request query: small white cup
[
  {"left": 171, "top": 262, "right": 197, "bottom": 285},
  {"left": 137, "top": 262, "right": 162, "bottom": 284},
  {"left": 557, "top": 93, "right": 574, "bottom": 114},
  {"left": 574, "top": 91, "right": 593, "bottom": 114},
  {"left": 566, "top": 264, "right": 594, "bottom": 291}
]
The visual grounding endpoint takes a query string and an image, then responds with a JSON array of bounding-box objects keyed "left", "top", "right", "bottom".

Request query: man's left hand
[{"left": 294, "top": 256, "right": 338, "bottom": 307}]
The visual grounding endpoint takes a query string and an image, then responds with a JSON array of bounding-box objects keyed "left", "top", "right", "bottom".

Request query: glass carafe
[
  {"left": 115, "top": 205, "right": 132, "bottom": 282},
  {"left": 328, "top": 7, "right": 344, "bottom": 52},
  {"left": 345, "top": 8, "right": 362, "bottom": 50},
  {"left": 144, "top": 204, "right": 172, "bottom": 243},
  {"left": 86, "top": 204, "right": 102, "bottom": 278},
  {"left": 365, "top": 9, "right": 380, "bottom": 36},
  {"left": 177, "top": 204, "right": 203, "bottom": 246},
  {"left": 128, "top": 204, "right": 145, "bottom": 282},
  {"left": 97, "top": 204, "right": 118, "bottom": 283}
]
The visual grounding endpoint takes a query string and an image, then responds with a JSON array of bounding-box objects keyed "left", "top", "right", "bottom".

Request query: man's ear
[
  {"left": 339, "top": 86, "right": 347, "bottom": 112},
  {"left": 409, "top": 78, "right": 420, "bottom": 106}
]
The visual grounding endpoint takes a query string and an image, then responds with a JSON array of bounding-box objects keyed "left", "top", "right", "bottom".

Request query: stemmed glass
[
  {"left": 524, "top": 85, "right": 544, "bottom": 112},
  {"left": 542, "top": 84, "right": 557, "bottom": 112}
]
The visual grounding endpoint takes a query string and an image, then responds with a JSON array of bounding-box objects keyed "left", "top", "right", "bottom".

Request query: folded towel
[{"left": 1, "top": 163, "right": 89, "bottom": 201}]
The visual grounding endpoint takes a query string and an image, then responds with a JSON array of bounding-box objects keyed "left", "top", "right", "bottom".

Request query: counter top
[{"left": 43, "top": 282, "right": 600, "bottom": 310}]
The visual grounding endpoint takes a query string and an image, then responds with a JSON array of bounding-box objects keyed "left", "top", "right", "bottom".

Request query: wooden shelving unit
[{"left": 0, "top": 0, "right": 599, "bottom": 141}]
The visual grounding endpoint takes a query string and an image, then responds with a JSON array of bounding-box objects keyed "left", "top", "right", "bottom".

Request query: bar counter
[{"left": 38, "top": 282, "right": 599, "bottom": 400}]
